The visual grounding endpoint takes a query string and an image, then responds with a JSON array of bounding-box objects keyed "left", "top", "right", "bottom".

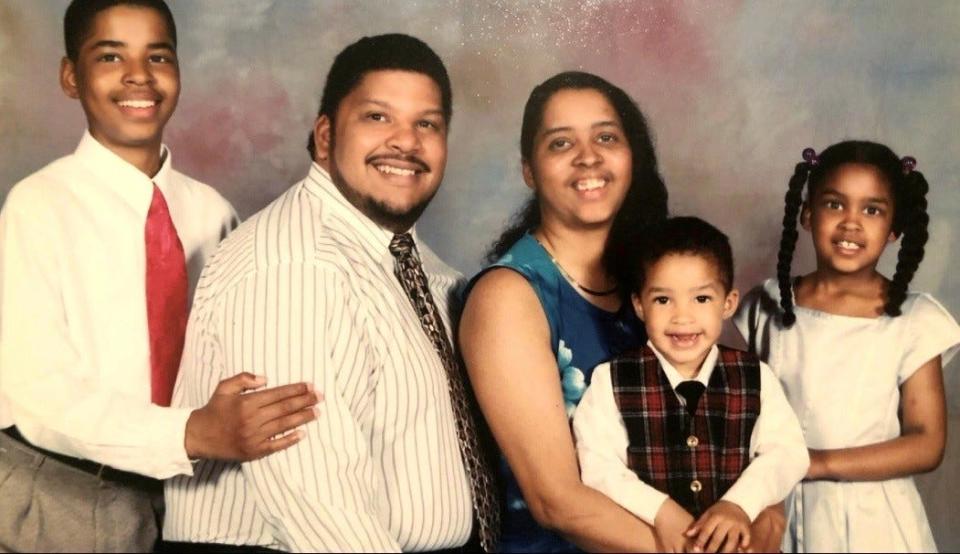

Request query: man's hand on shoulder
[{"left": 184, "top": 372, "right": 322, "bottom": 461}]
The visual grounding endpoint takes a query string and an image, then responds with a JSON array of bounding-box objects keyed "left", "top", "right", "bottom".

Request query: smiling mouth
[
  {"left": 117, "top": 99, "right": 158, "bottom": 109},
  {"left": 574, "top": 177, "right": 607, "bottom": 192},
  {"left": 374, "top": 164, "right": 421, "bottom": 177},
  {"left": 667, "top": 332, "right": 701, "bottom": 348},
  {"left": 834, "top": 239, "right": 863, "bottom": 251}
]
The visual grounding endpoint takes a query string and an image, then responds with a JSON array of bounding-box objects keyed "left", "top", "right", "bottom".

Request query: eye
[
  {"left": 695, "top": 295, "right": 713, "bottom": 304},
  {"left": 823, "top": 199, "right": 842, "bottom": 210},
  {"left": 548, "top": 138, "right": 571, "bottom": 151},
  {"left": 98, "top": 53, "right": 121, "bottom": 62},
  {"left": 366, "top": 112, "right": 387, "bottom": 122},
  {"left": 864, "top": 205, "right": 885, "bottom": 216},
  {"left": 596, "top": 132, "right": 619, "bottom": 144},
  {"left": 417, "top": 119, "right": 440, "bottom": 131},
  {"left": 149, "top": 54, "right": 175, "bottom": 64},
  {"left": 652, "top": 296, "right": 670, "bottom": 305}
]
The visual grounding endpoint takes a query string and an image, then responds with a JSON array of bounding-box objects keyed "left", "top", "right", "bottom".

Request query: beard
[{"left": 327, "top": 131, "right": 438, "bottom": 233}]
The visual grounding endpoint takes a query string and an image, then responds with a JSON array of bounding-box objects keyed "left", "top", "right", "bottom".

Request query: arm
[
  {"left": 0, "top": 190, "right": 318, "bottom": 478},
  {"left": 573, "top": 364, "right": 693, "bottom": 552},
  {"left": 211, "top": 265, "right": 399, "bottom": 552},
  {"left": 459, "top": 269, "right": 657, "bottom": 552},
  {"left": 806, "top": 355, "right": 946, "bottom": 481}
]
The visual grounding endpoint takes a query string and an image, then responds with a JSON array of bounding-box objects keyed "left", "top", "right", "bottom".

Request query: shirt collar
[
  {"left": 301, "top": 162, "right": 421, "bottom": 269},
  {"left": 647, "top": 340, "right": 719, "bottom": 390},
  {"left": 73, "top": 130, "right": 172, "bottom": 212}
]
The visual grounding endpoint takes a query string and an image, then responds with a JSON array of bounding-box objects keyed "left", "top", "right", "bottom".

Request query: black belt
[{"left": 2, "top": 426, "right": 161, "bottom": 489}]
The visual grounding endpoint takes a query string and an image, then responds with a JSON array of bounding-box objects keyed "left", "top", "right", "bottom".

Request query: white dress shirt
[
  {"left": 0, "top": 131, "right": 237, "bottom": 479},
  {"left": 573, "top": 341, "right": 809, "bottom": 525},
  {"left": 164, "top": 163, "right": 473, "bottom": 552}
]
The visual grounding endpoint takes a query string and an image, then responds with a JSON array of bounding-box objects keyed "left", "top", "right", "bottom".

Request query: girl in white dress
[{"left": 735, "top": 141, "right": 960, "bottom": 552}]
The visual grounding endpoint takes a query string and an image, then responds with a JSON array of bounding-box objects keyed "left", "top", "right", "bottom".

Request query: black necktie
[{"left": 676, "top": 381, "right": 706, "bottom": 417}]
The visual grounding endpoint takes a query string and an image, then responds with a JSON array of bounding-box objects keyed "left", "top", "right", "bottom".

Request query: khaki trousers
[{"left": 0, "top": 431, "right": 162, "bottom": 553}]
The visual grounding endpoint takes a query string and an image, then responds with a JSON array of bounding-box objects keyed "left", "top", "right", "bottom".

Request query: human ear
[
  {"left": 60, "top": 57, "right": 80, "bottom": 99},
  {"left": 800, "top": 201, "right": 812, "bottom": 231},
  {"left": 521, "top": 160, "right": 536, "bottom": 190},
  {"left": 722, "top": 288, "right": 740, "bottom": 319},
  {"left": 631, "top": 292, "right": 645, "bottom": 321},
  {"left": 314, "top": 115, "right": 332, "bottom": 163}
]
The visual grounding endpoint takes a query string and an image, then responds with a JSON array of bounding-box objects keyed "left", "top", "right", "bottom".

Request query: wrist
[
  {"left": 184, "top": 408, "right": 204, "bottom": 459},
  {"left": 807, "top": 449, "right": 830, "bottom": 480}
]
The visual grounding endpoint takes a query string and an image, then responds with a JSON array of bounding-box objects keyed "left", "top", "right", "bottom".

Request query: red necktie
[{"left": 145, "top": 184, "right": 188, "bottom": 407}]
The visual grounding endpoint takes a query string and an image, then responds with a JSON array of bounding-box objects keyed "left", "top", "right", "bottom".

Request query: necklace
[{"left": 533, "top": 236, "right": 619, "bottom": 297}]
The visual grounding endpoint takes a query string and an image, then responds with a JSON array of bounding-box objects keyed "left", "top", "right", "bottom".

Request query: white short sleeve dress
[{"left": 734, "top": 278, "right": 960, "bottom": 553}]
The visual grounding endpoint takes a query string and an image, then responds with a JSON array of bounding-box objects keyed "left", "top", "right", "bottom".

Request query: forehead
[
  {"left": 339, "top": 69, "right": 443, "bottom": 114},
  {"left": 644, "top": 253, "right": 722, "bottom": 286},
  {"left": 540, "top": 88, "right": 620, "bottom": 131},
  {"left": 818, "top": 163, "right": 893, "bottom": 199},
  {"left": 82, "top": 5, "right": 173, "bottom": 49}
]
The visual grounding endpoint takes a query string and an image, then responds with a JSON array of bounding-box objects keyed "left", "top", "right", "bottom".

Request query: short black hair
[
  {"left": 306, "top": 34, "right": 452, "bottom": 158},
  {"left": 618, "top": 216, "right": 735, "bottom": 294},
  {"left": 64, "top": 0, "right": 177, "bottom": 63}
]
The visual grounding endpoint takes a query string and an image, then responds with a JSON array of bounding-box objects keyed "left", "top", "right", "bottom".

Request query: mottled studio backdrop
[{"left": 2, "top": 0, "right": 958, "bottom": 548}]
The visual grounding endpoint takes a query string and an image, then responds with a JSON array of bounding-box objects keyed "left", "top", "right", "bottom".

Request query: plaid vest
[{"left": 610, "top": 345, "right": 761, "bottom": 516}]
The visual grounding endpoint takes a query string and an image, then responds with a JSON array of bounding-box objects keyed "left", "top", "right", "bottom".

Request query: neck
[
  {"left": 807, "top": 265, "right": 886, "bottom": 297},
  {"left": 95, "top": 134, "right": 163, "bottom": 177},
  {"left": 534, "top": 218, "right": 612, "bottom": 290}
]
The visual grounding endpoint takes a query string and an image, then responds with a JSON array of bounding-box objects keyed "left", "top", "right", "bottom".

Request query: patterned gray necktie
[{"left": 389, "top": 233, "right": 500, "bottom": 553}]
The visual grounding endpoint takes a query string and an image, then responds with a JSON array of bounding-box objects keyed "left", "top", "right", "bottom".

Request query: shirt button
[
  {"left": 686, "top": 435, "right": 699, "bottom": 448},
  {"left": 690, "top": 479, "right": 702, "bottom": 493}
]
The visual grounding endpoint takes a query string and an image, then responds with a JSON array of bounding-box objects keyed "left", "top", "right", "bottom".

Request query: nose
[
  {"left": 123, "top": 57, "right": 154, "bottom": 86},
  {"left": 839, "top": 209, "right": 863, "bottom": 231},
  {"left": 573, "top": 140, "right": 602, "bottom": 168},
  {"left": 386, "top": 124, "right": 422, "bottom": 154},
  {"left": 669, "top": 301, "right": 695, "bottom": 324}
]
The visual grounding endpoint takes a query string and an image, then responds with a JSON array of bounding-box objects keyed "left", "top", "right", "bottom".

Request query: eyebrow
[
  {"left": 88, "top": 40, "right": 175, "bottom": 51},
  {"left": 542, "top": 120, "right": 621, "bottom": 136},
  {"left": 645, "top": 282, "right": 719, "bottom": 294},
  {"left": 359, "top": 99, "right": 443, "bottom": 117},
  {"left": 820, "top": 188, "right": 890, "bottom": 204}
]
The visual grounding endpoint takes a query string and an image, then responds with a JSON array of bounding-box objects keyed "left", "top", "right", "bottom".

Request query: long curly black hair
[
  {"left": 777, "top": 141, "right": 930, "bottom": 327},
  {"left": 485, "top": 71, "right": 668, "bottom": 264}
]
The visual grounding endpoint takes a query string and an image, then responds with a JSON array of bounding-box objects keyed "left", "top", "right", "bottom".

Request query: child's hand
[
  {"left": 685, "top": 500, "right": 751, "bottom": 553},
  {"left": 653, "top": 498, "right": 696, "bottom": 553}
]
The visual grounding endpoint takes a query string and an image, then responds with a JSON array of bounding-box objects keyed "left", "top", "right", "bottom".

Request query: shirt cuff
[
  {"left": 154, "top": 406, "right": 195, "bottom": 478},
  {"left": 719, "top": 485, "right": 763, "bottom": 522},
  {"left": 618, "top": 481, "right": 670, "bottom": 525}
]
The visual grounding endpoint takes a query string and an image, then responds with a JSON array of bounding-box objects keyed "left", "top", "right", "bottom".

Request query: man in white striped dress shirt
[{"left": 164, "top": 35, "right": 494, "bottom": 553}]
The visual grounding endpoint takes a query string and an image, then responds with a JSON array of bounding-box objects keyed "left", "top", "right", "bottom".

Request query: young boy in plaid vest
[{"left": 573, "top": 217, "right": 808, "bottom": 553}]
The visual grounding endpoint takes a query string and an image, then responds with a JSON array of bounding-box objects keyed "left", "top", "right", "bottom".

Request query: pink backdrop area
[{"left": 2, "top": 1, "right": 959, "bottom": 548}]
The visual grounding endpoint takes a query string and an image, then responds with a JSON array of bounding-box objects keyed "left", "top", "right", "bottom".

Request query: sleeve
[
  {"left": 900, "top": 294, "right": 960, "bottom": 384},
  {"left": 573, "top": 362, "right": 669, "bottom": 526},
  {"left": 721, "top": 362, "right": 808, "bottom": 520},
  {"left": 214, "top": 264, "right": 401, "bottom": 552},
  {"left": 0, "top": 185, "right": 194, "bottom": 478}
]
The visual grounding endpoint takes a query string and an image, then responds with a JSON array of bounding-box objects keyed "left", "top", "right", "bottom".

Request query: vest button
[
  {"left": 690, "top": 479, "right": 702, "bottom": 493},
  {"left": 686, "top": 435, "right": 699, "bottom": 448}
]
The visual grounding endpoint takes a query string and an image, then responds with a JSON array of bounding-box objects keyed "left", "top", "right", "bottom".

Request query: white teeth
[
  {"left": 118, "top": 99, "right": 156, "bottom": 108},
  {"left": 376, "top": 165, "right": 417, "bottom": 177},
  {"left": 575, "top": 178, "right": 606, "bottom": 191},
  {"left": 837, "top": 240, "right": 861, "bottom": 250}
]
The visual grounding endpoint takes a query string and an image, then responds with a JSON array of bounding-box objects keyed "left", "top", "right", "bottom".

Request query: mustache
[{"left": 365, "top": 154, "right": 430, "bottom": 173}]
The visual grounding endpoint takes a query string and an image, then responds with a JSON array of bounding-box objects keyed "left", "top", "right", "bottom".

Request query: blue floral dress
[{"left": 467, "top": 233, "right": 645, "bottom": 553}]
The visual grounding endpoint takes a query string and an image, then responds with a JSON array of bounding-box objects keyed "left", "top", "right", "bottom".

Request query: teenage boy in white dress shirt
[
  {"left": 573, "top": 217, "right": 809, "bottom": 553},
  {"left": 0, "top": 1, "right": 319, "bottom": 551}
]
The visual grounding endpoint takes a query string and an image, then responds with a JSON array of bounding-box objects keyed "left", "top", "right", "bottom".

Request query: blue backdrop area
[{"left": 2, "top": 1, "right": 958, "bottom": 549}]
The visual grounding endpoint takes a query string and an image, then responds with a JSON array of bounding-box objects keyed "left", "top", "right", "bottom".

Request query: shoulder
[
  {"left": 741, "top": 278, "right": 782, "bottom": 314},
  {"left": 901, "top": 291, "right": 958, "bottom": 326},
  {"left": 169, "top": 169, "right": 236, "bottom": 219},
  {"left": 465, "top": 266, "right": 541, "bottom": 313},
  {"left": 717, "top": 344, "right": 760, "bottom": 365},
  {"left": 2, "top": 155, "right": 82, "bottom": 222}
]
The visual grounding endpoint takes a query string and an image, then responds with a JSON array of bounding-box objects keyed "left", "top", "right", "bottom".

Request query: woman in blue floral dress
[{"left": 460, "top": 72, "right": 666, "bottom": 552}]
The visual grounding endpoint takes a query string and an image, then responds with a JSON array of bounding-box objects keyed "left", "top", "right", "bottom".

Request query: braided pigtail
[
  {"left": 885, "top": 166, "right": 930, "bottom": 316},
  {"left": 777, "top": 158, "right": 813, "bottom": 327}
]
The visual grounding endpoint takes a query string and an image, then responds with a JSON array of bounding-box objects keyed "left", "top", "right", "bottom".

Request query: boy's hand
[
  {"left": 653, "top": 498, "right": 696, "bottom": 553},
  {"left": 685, "top": 500, "right": 751, "bottom": 553},
  {"left": 185, "top": 373, "right": 323, "bottom": 461}
]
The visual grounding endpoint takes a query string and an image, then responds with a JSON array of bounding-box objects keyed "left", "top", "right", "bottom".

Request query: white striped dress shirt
[{"left": 164, "top": 163, "right": 473, "bottom": 552}]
